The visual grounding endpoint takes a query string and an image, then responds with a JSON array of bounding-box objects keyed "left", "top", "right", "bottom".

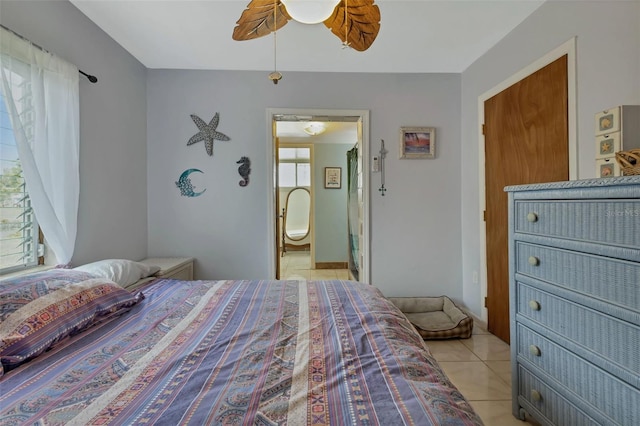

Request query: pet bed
[{"left": 388, "top": 296, "right": 473, "bottom": 339}]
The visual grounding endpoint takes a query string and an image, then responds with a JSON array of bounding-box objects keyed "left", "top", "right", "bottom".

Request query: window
[
  {"left": 1, "top": 26, "right": 79, "bottom": 271},
  {"left": 279, "top": 147, "right": 310, "bottom": 187},
  {"left": 0, "top": 73, "right": 41, "bottom": 274}
]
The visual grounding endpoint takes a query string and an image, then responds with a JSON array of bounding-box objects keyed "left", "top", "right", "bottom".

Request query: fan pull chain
[
  {"left": 342, "top": 0, "right": 350, "bottom": 49},
  {"left": 269, "top": 0, "right": 283, "bottom": 84}
]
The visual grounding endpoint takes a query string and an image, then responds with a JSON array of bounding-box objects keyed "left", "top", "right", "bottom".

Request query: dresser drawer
[
  {"left": 140, "top": 257, "right": 194, "bottom": 280},
  {"left": 595, "top": 157, "right": 620, "bottom": 178},
  {"left": 595, "top": 107, "right": 620, "bottom": 136},
  {"left": 595, "top": 132, "right": 621, "bottom": 159},
  {"left": 162, "top": 263, "right": 193, "bottom": 280},
  {"left": 518, "top": 365, "right": 599, "bottom": 426},
  {"left": 516, "top": 242, "right": 640, "bottom": 315},
  {"left": 516, "top": 324, "right": 640, "bottom": 424},
  {"left": 514, "top": 200, "right": 640, "bottom": 248},
  {"left": 516, "top": 283, "right": 640, "bottom": 376}
]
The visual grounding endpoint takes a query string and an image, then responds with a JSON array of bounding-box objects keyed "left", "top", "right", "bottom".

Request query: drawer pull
[
  {"left": 527, "top": 212, "right": 538, "bottom": 223},
  {"left": 529, "top": 300, "right": 541, "bottom": 311},
  {"left": 528, "top": 256, "right": 540, "bottom": 266},
  {"left": 529, "top": 345, "right": 541, "bottom": 357},
  {"left": 531, "top": 389, "right": 543, "bottom": 402}
]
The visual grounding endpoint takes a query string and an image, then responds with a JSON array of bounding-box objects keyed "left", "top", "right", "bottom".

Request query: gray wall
[
  {"left": 16, "top": 1, "right": 635, "bottom": 319},
  {"left": 460, "top": 0, "right": 640, "bottom": 315},
  {"left": 0, "top": 1, "right": 149, "bottom": 266},
  {"left": 147, "top": 70, "right": 463, "bottom": 300},
  {"left": 314, "top": 143, "right": 351, "bottom": 263}
]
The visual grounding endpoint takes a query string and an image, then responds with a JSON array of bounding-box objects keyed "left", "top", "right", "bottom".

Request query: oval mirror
[{"left": 284, "top": 187, "right": 311, "bottom": 241}]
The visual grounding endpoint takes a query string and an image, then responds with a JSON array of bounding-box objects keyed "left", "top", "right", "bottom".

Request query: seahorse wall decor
[{"left": 237, "top": 156, "right": 251, "bottom": 187}]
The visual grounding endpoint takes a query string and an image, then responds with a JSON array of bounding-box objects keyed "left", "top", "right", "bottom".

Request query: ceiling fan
[{"left": 232, "top": 0, "right": 381, "bottom": 52}]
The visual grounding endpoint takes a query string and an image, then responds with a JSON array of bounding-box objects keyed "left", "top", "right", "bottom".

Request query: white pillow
[{"left": 74, "top": 259, "right": 161, "bottom": 288}]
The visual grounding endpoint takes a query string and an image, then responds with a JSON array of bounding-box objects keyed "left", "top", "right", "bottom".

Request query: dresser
[{"left": 506, "top": 177, "right": 640, "bottom": 425}]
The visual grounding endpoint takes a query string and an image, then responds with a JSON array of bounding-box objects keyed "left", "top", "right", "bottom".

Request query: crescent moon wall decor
[
  {"left": 176, "top": 168, "right": 207, "bottom": 197},
  {"left": 237, "top": 156, "right": 251, "bottom": 187},
  {"left": 187, "top": 113, "right": 230, "bottom": 156}
]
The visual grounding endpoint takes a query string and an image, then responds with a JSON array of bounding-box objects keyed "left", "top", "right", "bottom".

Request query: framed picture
[
  {"left": 400, "top": 127, "right": 436, "bottom": 159},
  {"left": 324, "top": 167, "right": 342, "bottom": 189}
]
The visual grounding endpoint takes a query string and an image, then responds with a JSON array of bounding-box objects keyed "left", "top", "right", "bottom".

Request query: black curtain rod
[
  {"left": 78, "top": 70, "right": 98, "bottom": 83},
  {"left": 0, "top": 24, "right": 98, "bottom": 84}
]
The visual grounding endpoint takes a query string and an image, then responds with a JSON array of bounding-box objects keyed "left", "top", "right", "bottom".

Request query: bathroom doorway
[{"left": 266, "top": 108, "right": 370, "bottom": 283}]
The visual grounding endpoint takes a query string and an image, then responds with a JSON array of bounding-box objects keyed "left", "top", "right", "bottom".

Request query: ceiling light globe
[
  {"left": 303, "top": 122, "right": 326, "bottom": 136},
  {"left": 281, "top": 0, "right": 340, "bottom": 24}
]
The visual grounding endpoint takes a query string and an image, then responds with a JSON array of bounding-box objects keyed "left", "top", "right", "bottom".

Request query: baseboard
[
  {"left": 283, "top": 243, "right": 310, "bottom": 251},
  {"left": 467, "top": 311, "right": 488, "bottom": 332},
  {"left": 315, "top": 262, "right": 348, "bottom": 270}
]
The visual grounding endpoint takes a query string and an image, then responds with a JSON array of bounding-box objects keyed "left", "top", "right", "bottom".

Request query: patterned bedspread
[{"left": 0, "top": 279, "right": 483, "bottom": 425}]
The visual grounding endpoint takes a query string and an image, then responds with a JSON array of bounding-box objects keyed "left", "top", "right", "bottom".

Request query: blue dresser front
[{"left": 506, "top": 176, "right": 640, "bottom": 426}]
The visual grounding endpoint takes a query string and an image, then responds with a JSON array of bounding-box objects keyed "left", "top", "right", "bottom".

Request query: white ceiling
[
  {"left": 69, "top": 0, "right": 545, "bottom": 74},
  {"left": 277, "top": 121, "right": 359, "bottom": 143}
]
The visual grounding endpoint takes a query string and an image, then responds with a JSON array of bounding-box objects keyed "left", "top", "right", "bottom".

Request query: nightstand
[{"left": 139, "top": 257, "right": 194, "bottom": 280}]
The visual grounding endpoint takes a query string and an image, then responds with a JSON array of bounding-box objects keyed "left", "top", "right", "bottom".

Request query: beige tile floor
[
  {"left": 280, "top": 251, "right": 351, "bottom": 280},
  {"left": 428, "top": 329, "right": 539, "bottom": 425},
  {"left": 281, "top": 252, "right": 539, "bottom": 425}
]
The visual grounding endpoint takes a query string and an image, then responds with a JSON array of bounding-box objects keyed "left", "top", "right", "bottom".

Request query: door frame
[
  {"left": 477, "top": 38, "right": 577, "bottom": 323},
  {"left": 266, "top": 108, "right": 370, "bottom": 283}
]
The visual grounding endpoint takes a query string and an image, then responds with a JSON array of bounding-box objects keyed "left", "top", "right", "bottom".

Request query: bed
[{"left": 0, "top": 269, "right": 483, "bottom": 425}]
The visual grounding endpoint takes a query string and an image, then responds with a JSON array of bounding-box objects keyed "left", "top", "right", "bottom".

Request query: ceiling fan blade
[
  {"left": 232, "top": 0, "right": 291, "bottom": 41},
  {"left": 324, "top": 0, "right": 380, "bottom": 51}
]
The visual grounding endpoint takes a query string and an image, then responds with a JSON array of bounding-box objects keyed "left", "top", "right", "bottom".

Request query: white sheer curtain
[{"left": 0, "top": 27, "right": 79, "bottom": 265}]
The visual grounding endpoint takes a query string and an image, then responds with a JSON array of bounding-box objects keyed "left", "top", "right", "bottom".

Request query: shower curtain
[{"left": 346, "top": 145, "right": 359, "bottom": 281}]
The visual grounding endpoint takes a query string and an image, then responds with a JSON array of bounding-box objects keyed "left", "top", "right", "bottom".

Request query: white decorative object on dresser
[
  {"left": 594, "top": 105, "right": 640, "bottom": 178},
  {"left": 139, "top": 257, "right": 194, "bottom": 280},
  {"left": 506, "top": 176, "right": 640, "bottom": 425}
]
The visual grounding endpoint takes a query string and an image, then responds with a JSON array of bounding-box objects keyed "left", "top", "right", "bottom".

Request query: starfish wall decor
[{"left": 188, "top": 113, "right": 230, "bottom": 156}]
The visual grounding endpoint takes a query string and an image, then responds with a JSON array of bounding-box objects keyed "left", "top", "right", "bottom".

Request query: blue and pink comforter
[{"left": 0, "top": 279, "right": 482, "bottom": 425}]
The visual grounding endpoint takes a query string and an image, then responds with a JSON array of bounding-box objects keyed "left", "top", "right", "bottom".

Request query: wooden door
[{"left": 484, "top": 55, "right": 569, "bottom": 343}]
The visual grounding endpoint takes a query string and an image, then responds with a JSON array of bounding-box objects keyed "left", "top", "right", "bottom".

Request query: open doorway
[{"left": 266, "top": 108, "right": 370, "bottom": 283}]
